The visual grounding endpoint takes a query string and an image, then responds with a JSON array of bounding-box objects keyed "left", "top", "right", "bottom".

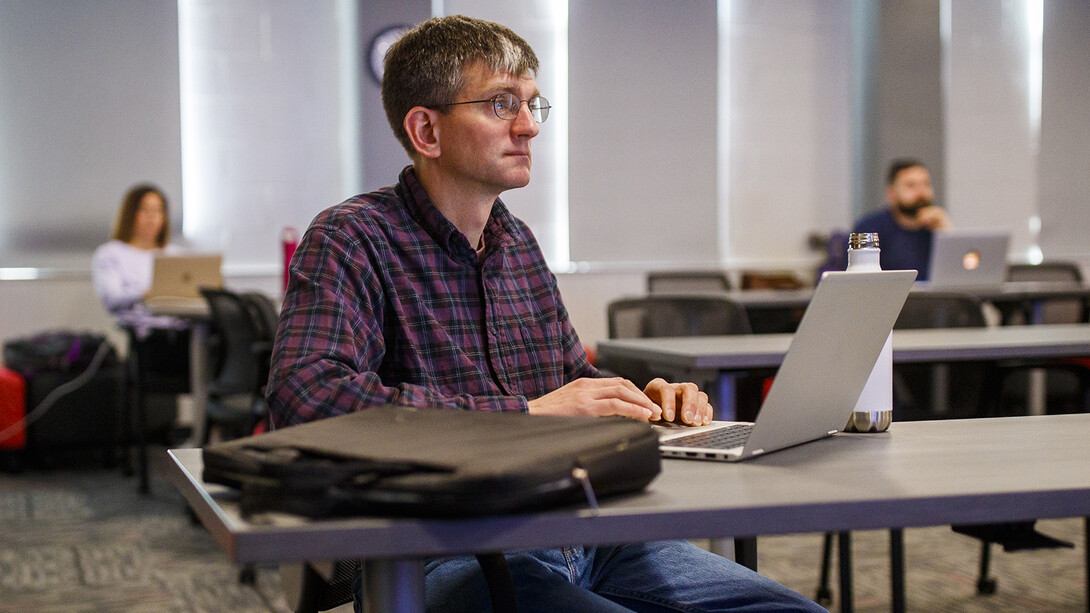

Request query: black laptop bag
[{"left": 201, "top": 405, "right": 661, "bottom": 518}]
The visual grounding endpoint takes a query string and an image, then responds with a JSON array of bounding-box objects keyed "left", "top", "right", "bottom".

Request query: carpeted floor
[{"left": 1, "top": 448, "right": 1086, "bottom": 612}]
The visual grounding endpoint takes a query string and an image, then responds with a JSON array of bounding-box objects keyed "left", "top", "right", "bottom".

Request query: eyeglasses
[{"left": 433, "top": 93, "right": 551, "bottom": 123}]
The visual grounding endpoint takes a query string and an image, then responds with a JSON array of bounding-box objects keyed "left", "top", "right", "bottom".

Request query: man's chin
[
  {"left": 500, "top": 169, "right": 532, "bottom": 190},
  {"left": 896, "top": 203, "right": 928, "bottom": 218}
]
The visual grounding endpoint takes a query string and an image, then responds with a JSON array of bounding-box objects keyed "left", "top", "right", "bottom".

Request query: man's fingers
[
  {"left": 574, "top": 377, "right": 658, "bottom": 421},
  {"left": 677, "top": 383, "right": 705, "bottom": 425},
  {"left": 646, "top": 378, "right": 676, "bottom": 421},
  {"left": 603, "top": 397, "right": 654, "bottom": 421}
]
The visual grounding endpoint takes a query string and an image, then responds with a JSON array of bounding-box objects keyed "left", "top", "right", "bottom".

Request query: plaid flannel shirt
[{"left": 267, "top": 166, "right": 597, "bottom": 427}]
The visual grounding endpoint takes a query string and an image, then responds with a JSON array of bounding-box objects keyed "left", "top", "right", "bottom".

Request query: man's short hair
[
  {"left": 886, "top": 158, "right": 928, "bottom": 185},
  {"left": 381, "top": 15, "right": 540, "bottom": 156}
]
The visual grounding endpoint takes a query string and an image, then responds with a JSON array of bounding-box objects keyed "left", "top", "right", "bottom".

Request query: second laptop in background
[{"left": 926, "top": 229, "right": 1010, "bottom": 287}]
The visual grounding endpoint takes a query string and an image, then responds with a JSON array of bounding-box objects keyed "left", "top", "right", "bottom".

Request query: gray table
[
  {"left": 167, "top": 414, "right": 1090, "bottom": 612},
  {"left": 597, "top": 323, "right": 1090, "bottom": 406},
  {"left": 915, "top": 280, "right": 1090, "bottom": 324},
  {"left": 715, "top": 281, "right": 1090, "bottom": 331}
]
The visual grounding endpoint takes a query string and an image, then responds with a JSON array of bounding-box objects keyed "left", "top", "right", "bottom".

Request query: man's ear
[{"left": 404, "top": 107, "right": 441, "bottom": 159}]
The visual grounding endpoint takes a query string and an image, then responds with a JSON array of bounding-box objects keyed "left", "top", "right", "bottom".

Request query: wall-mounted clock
[{"left": 369, "top": 25, "right": 409, "bottom": 85}]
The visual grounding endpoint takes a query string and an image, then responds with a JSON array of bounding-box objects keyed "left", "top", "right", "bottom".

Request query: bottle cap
[{"left": 848, "top": 232, "right": 879, "bottom": 250}]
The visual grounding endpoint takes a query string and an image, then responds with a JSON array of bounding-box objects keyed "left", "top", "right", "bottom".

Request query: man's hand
[
  {"left": 913, "top": 205, "right": 952, "bottom": 231},
  {"left": 643, "top": 378, "right": 713, "bottom": 426},
  {"left": 528, "top": 377, "right": 662, "bottom": 421}
]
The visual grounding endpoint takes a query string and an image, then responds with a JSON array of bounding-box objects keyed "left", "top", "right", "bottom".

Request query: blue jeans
[{"left": 357, "top": 541, "right": 823, "bottom": 612}]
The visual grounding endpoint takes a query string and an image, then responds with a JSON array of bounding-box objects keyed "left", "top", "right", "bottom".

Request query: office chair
[
  {"left": 241, "top": 291, "right": 280, "bottom": 341},
  {"left": 607, "top": 294, "right": 751, "bottom": 339},
  {"left": 999, "top": 262, "right": 1090, "bottom": 416},
  {"left": 603, "top": 294, "right": 751, "bottom": 386},
  {"left": 646, "top": 270, "right": 731, "bottom": 294},
  {"left": 602, "top": 294, "right": 766, "bottom": 421},
  {"left": 199, "top": 289, "right": 271, "bottom": 445},
  {"left": 1004, "top": 261, "right": 1088, "bottom": 325},
  {"left": 892, "top": 293, "right": 993, "bottom": 421},
  {"left": 240, "top": 292, "right": 280, "bottom": 386}
]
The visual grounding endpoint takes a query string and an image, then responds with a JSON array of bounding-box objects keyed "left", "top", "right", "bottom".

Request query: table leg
[
  {"left": 890, "top": 528, "right": 905, "bottom": 613},
  {"left": 710, "top": 538, "right": 758, "bottom": 571},
  {"left": 184, "top": 322, "right": 209, "bottom": 447},
  {"left": 838, "top": 531, "right": 853, "bottom": 613},
  {"left": 1027, "top": 303, "right": 1048, "bottom": 415},
  {"left": 734, "top": 536, "right": 758, "bottom": 571},
  {"left": 365, "top": 559, "right": 426, "bottom": 613},
  {"left": 930, "top": 364, "right": 950, "bottom": 416},
  {"left": 1027, "top": 369, "right": 1047, "bottom": 416}
]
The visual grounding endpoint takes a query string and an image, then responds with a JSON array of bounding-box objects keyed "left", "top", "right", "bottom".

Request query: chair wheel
[
  {"left": 814, "top": 587, "right": 833, "bottom": 606},
  {"left": 239, "top": 564, "right": 256, "bottom": 585},
  {"left": 977, "top": 577, "right": 997, "bottom": 595}
]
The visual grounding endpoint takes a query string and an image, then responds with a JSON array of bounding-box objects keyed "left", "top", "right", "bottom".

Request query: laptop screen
[{"left": 927, "top": 230, "right": 1010, "bottom": 287}]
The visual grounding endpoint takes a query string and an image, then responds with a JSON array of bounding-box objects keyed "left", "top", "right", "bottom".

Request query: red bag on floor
[{"left": 0, "top": 366, "right": 27, "bottom": 450}]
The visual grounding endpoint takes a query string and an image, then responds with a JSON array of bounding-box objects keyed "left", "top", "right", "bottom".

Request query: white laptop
[
  {"left": 657, "top": 269, "right": 917, "bottom": 462},
  {"left": 143, "top": 254, "right": 223, "bottom": 315},
  {"left": 926, "top": 230, "right": 1010, "bottom": 287}
]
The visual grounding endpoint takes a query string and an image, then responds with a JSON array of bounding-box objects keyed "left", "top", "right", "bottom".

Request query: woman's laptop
[
  {"left": 144, "top": 254, "right": 223, "bottom": 315},
  {"left": 657, "top": 269, "right": 917, "bottom": 462},
  {"left": 926, "top": 230, "right": 1011, "bottom": 287}
]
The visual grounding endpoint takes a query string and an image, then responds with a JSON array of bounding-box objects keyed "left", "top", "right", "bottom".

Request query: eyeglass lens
[{"left": 494, "top": 94, "right": 550, "bottom": 123}]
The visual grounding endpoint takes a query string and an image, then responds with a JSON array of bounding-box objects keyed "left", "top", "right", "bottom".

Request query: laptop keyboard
[{"left": 672, "top": 423, "right": 753, "bottom": 450}]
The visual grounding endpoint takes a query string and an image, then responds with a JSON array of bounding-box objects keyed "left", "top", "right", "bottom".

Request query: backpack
[{"left": 3, "top": 330, "right": 117, "bottom": 377}]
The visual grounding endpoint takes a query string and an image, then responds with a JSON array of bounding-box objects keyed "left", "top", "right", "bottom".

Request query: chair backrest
[
  {"left": 607, "top": 295, "right": 751, "bottom": 339},
  {"left": 241, "top": 292, "right": 281, "bottom": 341},
  {"left": 740, "top": 270, "right": 804, "bottom": 290},
  {"left": 892, "top": 292, "right": 987, "bottom": 420},
  {"left": 1006, "top": 261, "right": 1087, "bottom": 324},
  {"left": 200, "top": 288, "right": 266, "bottom": 396},
  {"left": 646, "top": 271, "right": 731, "bottom": 294},
  {"left": 1006, "top": 261, "right": 1083, "bottom": 283},
  {"left": 895, "top": 293, "right": 987, "bottom": 330}
]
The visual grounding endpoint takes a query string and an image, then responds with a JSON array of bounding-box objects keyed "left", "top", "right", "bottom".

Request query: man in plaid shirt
[{"left": 267, "top": 14, "right": 821, "bottom": 613}]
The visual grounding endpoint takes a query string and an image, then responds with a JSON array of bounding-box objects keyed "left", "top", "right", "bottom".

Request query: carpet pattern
[
  {"left": 1, "top": 451, "right": 1086, "bottom": 612},
  {"left": 0, "top": 461, "right": 289, "bottom": 613}
]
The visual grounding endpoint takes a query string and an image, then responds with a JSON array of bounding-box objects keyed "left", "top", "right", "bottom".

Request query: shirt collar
[{"left": 397, "top": 166, "right": 522, "bottom": 263}]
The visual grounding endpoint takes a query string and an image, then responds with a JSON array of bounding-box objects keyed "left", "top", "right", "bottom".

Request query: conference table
[
  {"left": 718, "top": 280, "right": 1090, "bottom": 329},
  {"left": 918, "top": 280, "right": 1090, "bottom": 324},
  {"left": 166, "top": 413, "right": 1090, "bottom": 612},
  {"left": 597, "top": 323, "right": 1090, "bottom": 416}
]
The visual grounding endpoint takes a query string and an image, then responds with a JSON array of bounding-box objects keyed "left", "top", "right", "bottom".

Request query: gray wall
[
  {"left": 358, "top": 0, "right": 429, "bottom": 190},
  {"left": 1039, "top": 0, "right": 1090, "bottom": 260},
  {"left": 0, "top": 0, "right": 181, "bottom": 267},
  {"left": 855, "top": 1, "right": 945, "bottom": 217},
  {"left": 568, "top": 0, "right": 719, "bottom": 265}
]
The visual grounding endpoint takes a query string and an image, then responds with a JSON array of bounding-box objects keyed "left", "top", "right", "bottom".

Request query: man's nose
[{"left": 512, "top": 102, "right": 540, "bottom": 137}]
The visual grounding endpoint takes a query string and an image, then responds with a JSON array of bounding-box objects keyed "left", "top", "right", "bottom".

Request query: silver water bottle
[{"left": 843, "top": 232, "right": 893, "bottom": 433}]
